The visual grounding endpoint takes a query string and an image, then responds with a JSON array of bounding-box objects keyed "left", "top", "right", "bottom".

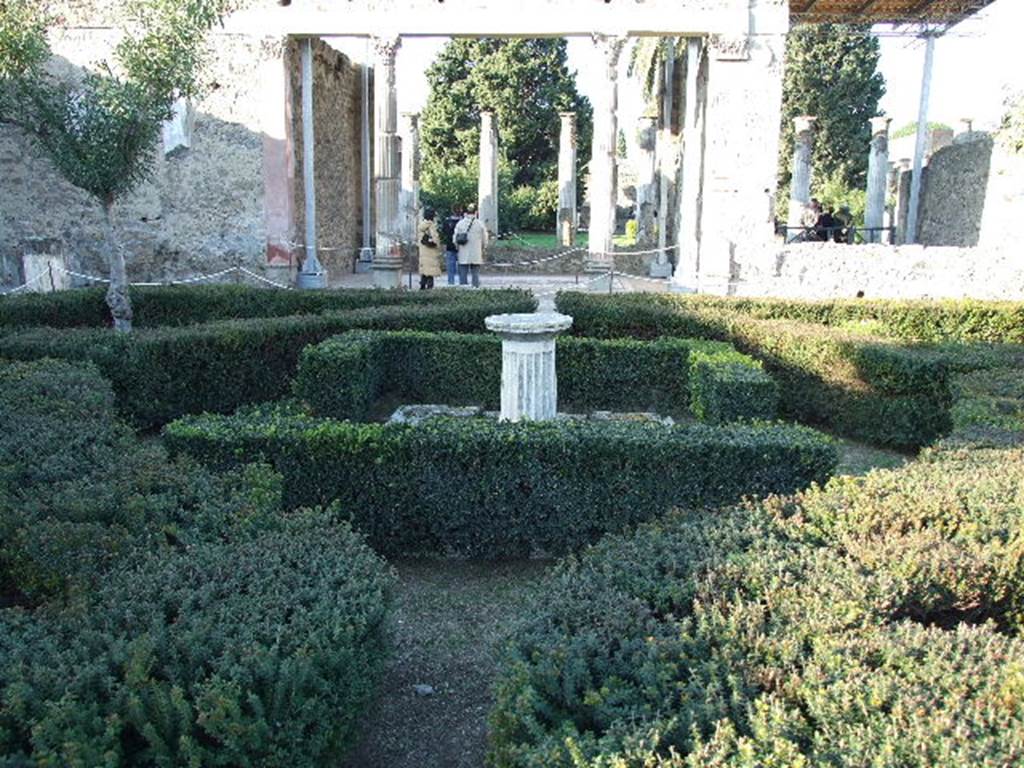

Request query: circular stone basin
[{"left": 484, "top": 312, "right": 573, "bottom": 338}]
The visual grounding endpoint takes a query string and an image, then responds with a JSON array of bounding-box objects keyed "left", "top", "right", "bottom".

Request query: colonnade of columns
[
  {"left": 289, "top": 32, "right": 714, "bottom": 289},
  {"left": 785, "top": 113, "right": 896, "bottom": 244}
]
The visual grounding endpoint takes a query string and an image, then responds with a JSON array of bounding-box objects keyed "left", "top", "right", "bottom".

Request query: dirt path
[{"left": 342, "top": 559, "right": 551, "bottom": 768}]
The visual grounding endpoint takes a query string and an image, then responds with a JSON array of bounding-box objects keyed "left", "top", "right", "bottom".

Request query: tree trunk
[{"left": 102, "top": 202, "right": 133, "bottom": 333}]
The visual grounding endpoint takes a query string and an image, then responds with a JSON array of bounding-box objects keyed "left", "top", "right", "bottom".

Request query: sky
[{"left": 326, "top": 0, "right": 1022, "bottom": 144}]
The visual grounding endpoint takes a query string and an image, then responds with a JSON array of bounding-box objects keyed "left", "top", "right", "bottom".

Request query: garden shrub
[
  {"left": 489, "top": 445, "right": 1024, "bottom": 767},
  {"left": 0, "top": 513, "right": 394, "bottom": 766},
  {"left": 0, "top": 283, "right": 532, "bottom": 330},
  {"left": 555, "top": 292, "right": 1024, "bottom": 448},
  {"left": 943, "top": 366, "right": 1024, "bottom": 449},
  {"left": 1, "top": 360, "right": 395, "bottom": 767},
  {"left": 0, "top": 359, "right": 282, "bottom": 604},
  {"left": 620, "top": 293, "right": 1024, "bottom": 344},
  {"left": 0, "top": 292, "right": 536, "bottom": 428},
  {"left": 293, "top": 330, "right": 776, "bottom": 423},
  {"left": 163, "top": 407, "right": 836, "bottom": 558}
]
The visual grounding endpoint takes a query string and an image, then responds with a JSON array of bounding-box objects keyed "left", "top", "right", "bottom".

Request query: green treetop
[
  {"left": 0, "top": 0, "right": 236, "bottom": 331},
  {"left": 419, "top": 38, "right": 593, "bottom": 189},
  {"left": 778, "top": 24, "right": 886, "bottom": 193}
]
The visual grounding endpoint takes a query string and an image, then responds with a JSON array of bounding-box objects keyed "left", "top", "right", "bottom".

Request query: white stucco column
[
  {"left": 671, "top": 36, "right": 705, "bottom": 289},
  {"left": 485, "top": 312, "right": 574, "bottom": 422},
  {"left": 586, "top": 34, "right": 626, "bottom": 290},
  {"left": 478, "top": 110, "right": 499, "bottom": 239},
  {"left": 372, "top": 35, "right": 403, "bottom": 289},
  {"left": 401, "top": 111, "right": 421, "bottom": 245},
  {"left": 297, "top": 38, "right": 326, "bottom": 289},
  {"left": 557, "top": 111, "right": 577, "bottom": 247},
  {"left": 786, "top": 115, "right": 816, "bottom": 236},
  {"left": 635, "top": 115, "right": 658, "bottom": 249},
  {"left": 864, "top": 116, "right": 891, "bottom": 243}
]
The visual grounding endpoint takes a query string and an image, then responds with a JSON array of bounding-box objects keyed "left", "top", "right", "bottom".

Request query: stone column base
[
  {"left": 373, "top": 266, "right": 402, "bottom": 289},
  {"left": 296, "top": 270, "right": 327, "bottom": 290},
  {"left": 649, "top": 260, "right": 673, "bottom": 278}
]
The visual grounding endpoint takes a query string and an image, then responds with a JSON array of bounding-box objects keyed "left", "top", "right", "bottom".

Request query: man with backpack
[
  {"left": 453, "top": 202, "right": 486, "bottom": 287},
  {"left": 441, "top": 206, "right": 462, "bottom": 285}
]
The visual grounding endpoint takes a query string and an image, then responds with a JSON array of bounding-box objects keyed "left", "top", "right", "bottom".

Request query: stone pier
[
  {"left": 670, "top": 37, "right": 705, "bottom": 288},
  {"left": 556, "top": 111, "right": 577, "bottom": 247},
  {"left": 372, "top": 35, "right": 403, "bottom": 289},
  {"left": 485, "top": 312, "right": 574, "bottom": 422},
  {"left": 635, "top": 115, "right": 658, "bottom": 248},
  {"left": 400, "top": 112, "right": 421, "bottom": 246},
  {"left": 586, "top": 34, "right": 626, "bottom": 290},
  {"left": 786, "top": 115, "right": 816, "bottom": 236},
  {"left": 478, "top": 110, "right": 499, "bottom": 240},
  {"left": 864, "top": 116, "right": 891, "bottom": 243}
]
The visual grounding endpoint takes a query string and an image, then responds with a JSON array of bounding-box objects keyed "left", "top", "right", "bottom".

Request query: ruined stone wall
[
  {"left": 917, "top": 136, "right": 993, "bottom": 247},
  {"left": 288, "top": 39, "right": 367, "bottom": 277},
  {"left": 726, "top": 242, "right": 1024, "bottom": 300},
  {"left": 0, "top": 9, "right": 367, "bottom": 287},
  {"left": 0, "top": 28, "right": 279, "bottom": 284}
]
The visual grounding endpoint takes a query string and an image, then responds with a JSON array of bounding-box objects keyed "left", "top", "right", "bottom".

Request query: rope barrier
[
  {"left": 0, "top": 271, "right": 52, "bottom": 296},
  {"left": 2, "top": 241, "right": 677, "bottom": 297}
]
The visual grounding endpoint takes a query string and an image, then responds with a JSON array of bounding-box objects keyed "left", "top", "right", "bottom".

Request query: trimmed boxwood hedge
[
  {"left": 1, "top": 359, "right": 396, "bottom": 766},
  {"left": 556, "top": 292, "right": 1024, "bottom": 448},
  {"left": 0, "top": 514, "right": 394, "bottom": 767},
  {"left": 0, "top": 283, "right": 533, "bottom": 330},
  {"left": 0, "top": 359, "right": 281, "bottom": 604},
  {"left": 163, "top": 406, "right": 837, "bottom": 558},
  {"left": 0, "top": 293, "right": 536, "bottom": 428},
  {"left": 645, "top": 293, "right": 1024, "bottom": 343},
  {"left": 488, "top": 444, "right": 1024, "bottom": 766},
  {"left": 293, "top": 330, "right": 777, "bottom": 423}
]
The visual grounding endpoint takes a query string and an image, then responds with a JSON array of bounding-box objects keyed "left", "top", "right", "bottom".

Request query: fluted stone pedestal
[{"left": 485, "top": 312, "right": 573, "bottom": 422}]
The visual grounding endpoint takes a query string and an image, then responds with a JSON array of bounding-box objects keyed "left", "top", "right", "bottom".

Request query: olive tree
[{"left": 0, "top": 0, "right": 235, "bottom": 331}]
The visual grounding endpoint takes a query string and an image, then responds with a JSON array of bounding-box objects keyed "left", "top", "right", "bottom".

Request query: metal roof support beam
[{"left": 904, "top": 31, "right": 937, "bottom": 245}]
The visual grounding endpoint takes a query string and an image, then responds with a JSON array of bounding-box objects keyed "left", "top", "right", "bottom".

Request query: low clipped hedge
[
  {"left": 0, "top": 359, "right": 279, "bottom": 603},
  {"left": 0, "top": 294, "right": 536, "bottom": 428},
  {"left": 489, "top": 444, "right": 1024, "bottom": 766},
  {"left": 163, "top": 407, "right": 837, "bottom": 558},
  {"left": 655, "top": 293, "right": 1024, "bottom": 343},
  {"left": 1, "top": 359, "right": 396, "bottom": 766},
  {"left": 293, "top": 330, "right": 777, "bottom": 423},
  {"left": 0, "top": 283, "right": 533, "bottom": 330},
  {"left": 1, "top": 515, "right": 394, "bottom": 766},
  {"left": 556, "top": 292, "right": 1024, "bottom": 448}
]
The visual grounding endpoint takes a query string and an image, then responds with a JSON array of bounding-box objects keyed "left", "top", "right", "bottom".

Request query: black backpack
[{"left": 442, "top": 216, "right": 460, "bottom": 250}]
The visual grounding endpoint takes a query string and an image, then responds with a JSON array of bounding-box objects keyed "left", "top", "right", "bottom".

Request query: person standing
[
  {"left": 441, "top": 206, "right": 462, "bottom": 285},
  {"left": 417, "top": 207, "right": 442, "bottom": 290},
  {"left": 454, "top": 202, "right": 486, "bottom": 287}
]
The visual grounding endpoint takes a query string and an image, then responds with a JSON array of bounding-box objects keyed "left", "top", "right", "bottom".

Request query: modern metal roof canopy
[{"left": 790, "top": 0, "right": 995, "bottom": 25}]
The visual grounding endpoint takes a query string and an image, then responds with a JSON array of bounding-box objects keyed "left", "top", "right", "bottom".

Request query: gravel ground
[{"left": 341, "top": 559, "right": 552, "bottom": 768}]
